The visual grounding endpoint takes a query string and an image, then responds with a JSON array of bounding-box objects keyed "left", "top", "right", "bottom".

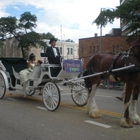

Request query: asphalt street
[{"left": 0, "top": 86, "right": 140, "bottom": 140}]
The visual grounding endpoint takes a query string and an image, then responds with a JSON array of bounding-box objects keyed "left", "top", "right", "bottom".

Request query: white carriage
[{"left": 0, "top": 54, "right": 88, "bottom": 111}]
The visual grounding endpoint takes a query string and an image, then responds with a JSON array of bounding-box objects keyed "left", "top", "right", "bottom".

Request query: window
[
  {"left": 71, "top": 48, "right": 73, "bottom": 55},
  {"left": 67, "top": 48, "right": 73, "bottom": 55},
  {"left": 67, "top": 48, "right": 70, "bottom": 55},
  {"left": 59, "top": 47, "right": 62, "bottom": 54}
]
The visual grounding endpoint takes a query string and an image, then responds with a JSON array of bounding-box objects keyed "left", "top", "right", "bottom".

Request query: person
[
  {"left": 19, "top": 53, "right": 36, "bottom": 86},
  {"left": 46, "top": 38, "right": 61, "bottom": 64},
  {"left": 37, "top": 60, "right": 43, "bottom": 65},
  {"left": 116, "top": 84, "right": 126, "bottom": 101}
]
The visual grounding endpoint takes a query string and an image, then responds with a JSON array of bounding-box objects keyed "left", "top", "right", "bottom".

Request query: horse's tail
[{"left": 83, "top": 70, "right": 92, "bottom": 93}]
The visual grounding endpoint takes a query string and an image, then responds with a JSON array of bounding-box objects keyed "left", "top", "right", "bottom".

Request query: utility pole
[
  {"left": 100, "top": 8, "right": 102, "bottom": 53},
  {"left": 60, "top": 24, "right": 62, "bottom": 47}
]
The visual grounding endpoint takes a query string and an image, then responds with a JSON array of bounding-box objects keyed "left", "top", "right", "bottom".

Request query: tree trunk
[{"left": 21, "top": 47, "right": 25, "bottom": 58}]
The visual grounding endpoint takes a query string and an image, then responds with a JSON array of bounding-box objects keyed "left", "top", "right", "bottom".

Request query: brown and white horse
[{"left": 83, "top": 40, "right": 140, "bottom": 128}]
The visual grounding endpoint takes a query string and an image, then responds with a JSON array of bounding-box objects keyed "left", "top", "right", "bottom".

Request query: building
[
  {"left": 0, "top": 38, "right": 21, "bottom": 57},
  {"left": 120, "top": 0, "right": 140, "bottom": 36},
  {"left": 1, "top": 38, "right": 79, "bottom": 62},
  {"left": 43, "top": 39, "right": 78, "bottom": 59},
  {"left": 120, "top": 0, "right": 130, "bottom": 36},
  {"left": 79, "top": 35, "right": 132, "bottom": 68}
]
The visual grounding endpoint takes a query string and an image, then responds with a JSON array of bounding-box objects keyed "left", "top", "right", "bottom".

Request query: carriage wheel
[
  {"left": 0, "top": 73, "right": 6, "bottom": 99},
  {"left": 71, "top": 83, "right": 89, "bottom": 107},
  {"left": 25, "top": 90, "right": 35, "bottom": 96},
  {"left": 42, "top": 82, "right": 60, "bottom": 111}
]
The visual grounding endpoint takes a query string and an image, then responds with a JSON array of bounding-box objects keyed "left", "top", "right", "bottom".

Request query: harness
[
  {"left": 109, "top": 47, "right": 134, "bottom": 81},
  {"left": 86, "top": 43, "right": 140, "bottom": 80}
]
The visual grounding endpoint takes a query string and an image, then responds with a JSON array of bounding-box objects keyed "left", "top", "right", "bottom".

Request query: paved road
[{"left": 0, "top": 87, "right": 140, "bottom": 140}]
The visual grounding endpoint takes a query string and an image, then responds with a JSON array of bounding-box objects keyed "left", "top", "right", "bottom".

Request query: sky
[{"left": 0, "top": 0, "right": 120, "bottom": 43}]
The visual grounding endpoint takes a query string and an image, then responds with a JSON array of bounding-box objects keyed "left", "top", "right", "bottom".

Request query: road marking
[
  {"left": 36, "top": 106, "right": 47, "bottom": 111},
  {"left": 7, "top": 98, "right": 16, "bottom": 101},
  {"left": 60, "top": 103, "right": 122, "bottom": 117},
  {"left": 96, "top": 95, "right": 112, "bottom": 98},
  {"left": 85, "top": 120, "right": 111, "bottom": 128}
]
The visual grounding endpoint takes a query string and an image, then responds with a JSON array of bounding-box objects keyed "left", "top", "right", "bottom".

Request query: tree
[
  {"left": 65, "top": 39, "right": 74, "bottom": 42},
  {"left": 0, "top": 16, "right": 17, "bottom": 39},
  {"left": 93, "top": 0, "right": 140, "bottom": 42},
  {"left": 0, "top": 12, "right": 47, "bottom": 58},
  {"left": 41, "top": 32, "right": 59, "bottom": 40}
]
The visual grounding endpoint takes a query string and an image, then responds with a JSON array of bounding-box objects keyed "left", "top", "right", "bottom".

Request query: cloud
[{"left": 0, "top": 0, "right": 120, "bottom": 43}]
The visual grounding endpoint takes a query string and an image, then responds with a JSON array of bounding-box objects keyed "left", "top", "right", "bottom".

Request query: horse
[{"left": 83, "top": 39, "right": 140, "bottom": 128}]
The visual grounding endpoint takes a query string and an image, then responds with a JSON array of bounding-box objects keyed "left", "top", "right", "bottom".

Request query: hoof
[
  {"left": 89, "top": 110, "right": 100, "bottom": 118},
  {"left": 130, "top": 114, "right": 140, "bottom": 125},
  {"left": 120, "top": 117, "right": 133, "bottom": 128}
]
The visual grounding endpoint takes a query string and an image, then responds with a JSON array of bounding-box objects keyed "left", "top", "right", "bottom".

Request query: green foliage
[
  {"left": 0, "top": 12, "right": 47, "bottom": 58},
  {"left": 17, "top": 32, "right": 41, "bottom": 50},
  {"left": 93, "top": 9, "right": 116, "bottom": 28},
  {"left": 93, "top": 0, "right": 140, "bottom": 41},
  {"left": 41, "top": 32, "right": 59, "bottom": 40},
  {"left": 19, "top": 12, "right": 37, "bottom": 32},
  {"left": 0, "top": 16, "right": 17, "bottom": 38},
  {"left": 65, "top": 39, "right": 74, "bottom": 42}
]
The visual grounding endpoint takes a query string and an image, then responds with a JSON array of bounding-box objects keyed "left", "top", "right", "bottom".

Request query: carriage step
[{"left": 9, "top": 87, "right": 14, "bottom": 91}]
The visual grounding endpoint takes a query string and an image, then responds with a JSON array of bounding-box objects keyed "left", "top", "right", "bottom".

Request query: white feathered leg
[
  {"left": 87, "top": 84, "right": 100, "bottom": 118},
  {"left": 129, "top": 99, "right": 140, "bottom": 125},
  {"left": 120, "top": 101, "right": 133, "bottom": 127}
]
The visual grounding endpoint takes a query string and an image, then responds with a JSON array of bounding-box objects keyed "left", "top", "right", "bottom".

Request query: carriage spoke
[
  {"left": 0, "top": 74, "right": 6, "bottom": 99},
  {"left": 82, "top": 94, "right": 87, "bottom": 101},
  {"left": 71, "top": 83, "right": 88, "bottom": 106},
  {"left": 52, "top": 98, "right": 57, "bottom": 107},
  {"left": 81, "top": 96, "right": 85, "bottom": 103},
  {"left": 43, "top": 82, "right": 60, "bottom": 111},
  {"left": 0, "top": 86, "right": 4, "bottom": 91},
  {"left": 77, "top": 96, "right": 81, "bottom": 103},
  {"left": 52, "top": 98, "right": 57, "bottom": 105},
  {"left": 75, "top": 93, "right": 80, "bottom": 102},
  {"left": 73, "top": 93, "right": 79, "bottom": 99},
  {"left": 47, "top": 99, "right": 51, "bottom": 107}
]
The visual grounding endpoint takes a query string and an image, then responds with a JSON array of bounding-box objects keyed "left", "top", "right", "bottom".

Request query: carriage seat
[
  {"left": 0, "top": 57, "right": 27, "bottom": 76},
  {"left": 12, "top": 65, "right": 41, "bottom": 85},
  {"left": 40, "top": 53, "right": 62, "bottom": 66},
  {"left": 0, "top": 57, "right": 27, "bottom": 88},
  {"left": 27, "top": 65, "right": 41, "bottom": 80},
  {"left": 12, "top": 66, "right": 20, "bottom": 79},
  {"left": 40, "top": 53, "right": 62, "bottom": 77}
]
